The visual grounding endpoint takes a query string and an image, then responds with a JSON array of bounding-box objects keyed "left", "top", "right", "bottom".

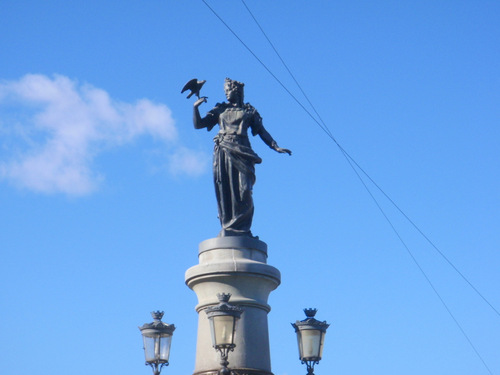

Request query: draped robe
[{"left": 203, "top": 102, "right": 263, "bottom": 237}]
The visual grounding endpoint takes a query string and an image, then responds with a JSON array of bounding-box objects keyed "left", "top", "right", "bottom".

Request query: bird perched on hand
[{"left": 181, "top": 78, "right": 206, "bottom": 99}]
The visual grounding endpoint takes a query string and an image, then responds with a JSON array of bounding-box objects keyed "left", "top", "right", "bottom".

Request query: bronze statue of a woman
[{"left": 193, "top": 78, "right": 291, "bottom": 237}]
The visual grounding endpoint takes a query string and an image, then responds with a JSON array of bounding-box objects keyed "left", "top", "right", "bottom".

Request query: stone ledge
[
  {"left": 185, "top": 261, "right": 281, "bottom": 286},
  {"left": 199, "top": 237, "right": 267, "bottom": 254}
]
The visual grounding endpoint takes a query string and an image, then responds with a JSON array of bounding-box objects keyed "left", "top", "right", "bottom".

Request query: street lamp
[
  {"left": 139, "top": 311, "right": 176, "bottom": 375},
  {"left": 205, "top": 293, "right": 243, "bottom": 375},
  {"left": 292, "top": 308, "right": 330, "bottom": 375}
]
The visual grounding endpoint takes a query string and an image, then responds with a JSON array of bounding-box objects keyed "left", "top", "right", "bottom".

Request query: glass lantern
[
  {"left": 205, "top": 293, "right": 243, "bottom": 375},
  {"left": 139, "top": 311, "right": 175, "bottom": 375},
  {"left": 292, "top": 308, "right": 329, "bottom": 375}
]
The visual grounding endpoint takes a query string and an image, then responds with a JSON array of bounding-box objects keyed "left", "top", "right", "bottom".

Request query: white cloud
[
  {"left": 0, "top": 74, "right": 207, "bottom": 195},
  {"left": 168, "top": 147, "right": 209, "bottom": 177}
]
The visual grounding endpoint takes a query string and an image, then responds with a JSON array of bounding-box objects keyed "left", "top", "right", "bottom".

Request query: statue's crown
[{"left": 225, "top": 77, "right": 244, "bottom": 89}]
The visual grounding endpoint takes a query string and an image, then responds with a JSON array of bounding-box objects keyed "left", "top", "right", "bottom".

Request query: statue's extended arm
[
  {"left": 258, "top": 127, "right": 292, "bottom": 155},
  {"left": 193, "top": 97, "right": 217, "bottom": 130}
]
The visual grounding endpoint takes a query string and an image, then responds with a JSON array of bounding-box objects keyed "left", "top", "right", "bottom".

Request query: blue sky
[{"left": 1, "top": 1, "right": 499, "bottom": 375}]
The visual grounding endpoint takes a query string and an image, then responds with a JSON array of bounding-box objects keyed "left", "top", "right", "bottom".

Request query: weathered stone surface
[{"left": 186, "top": 237, "right": 280, "bottom": 375}]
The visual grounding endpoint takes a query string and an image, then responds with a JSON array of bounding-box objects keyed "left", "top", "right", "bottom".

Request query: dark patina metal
[{"left": 189, "top": 78, "right": 291, "bottom": 238}]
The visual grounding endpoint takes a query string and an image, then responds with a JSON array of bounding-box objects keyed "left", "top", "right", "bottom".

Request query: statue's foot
[{"left": 218, "top": 228, "right": 256, "bottom": 238}]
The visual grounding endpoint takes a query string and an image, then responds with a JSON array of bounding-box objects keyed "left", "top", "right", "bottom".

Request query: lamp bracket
[{"left": 146, "top": 361, "right": 169, "bottom": 375}]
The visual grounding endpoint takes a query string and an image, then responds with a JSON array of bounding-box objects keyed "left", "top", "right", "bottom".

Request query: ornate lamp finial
[
  {"left": 217, "top": 293, "right": 232, "bottom": 303},
  {"left": 151, "top": 311, "right": 164, "bottom": 321},
  {"left": 304, "top": 308, "right": 317, "bottom": 318}
]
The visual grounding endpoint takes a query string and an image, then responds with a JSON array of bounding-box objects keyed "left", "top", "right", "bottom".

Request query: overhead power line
[
  {"left": 201, "top": 1, "right": 496, "bottom": 373},
  {"left": 239, "top": 0, "right": 499, "bottom": 320}
]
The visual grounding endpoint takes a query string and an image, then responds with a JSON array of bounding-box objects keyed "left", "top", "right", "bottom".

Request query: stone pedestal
[{"left": 185, "top": 237, "right": 281, "bottom": 375}]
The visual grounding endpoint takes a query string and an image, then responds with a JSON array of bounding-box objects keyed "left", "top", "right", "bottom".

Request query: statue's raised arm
[{"left": 186, "top": 78, "right": 291, "bottom": 238}]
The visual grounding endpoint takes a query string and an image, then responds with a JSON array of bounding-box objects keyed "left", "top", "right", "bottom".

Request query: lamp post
[
  {"left": 292, "top": 308, "right": 330, "bottom": 375},
  {"left": 205, "top": 293, "right": 243, "bottom": 375},
  {"left": 139, "top": 311, "right": 176, "bottom": 375}
]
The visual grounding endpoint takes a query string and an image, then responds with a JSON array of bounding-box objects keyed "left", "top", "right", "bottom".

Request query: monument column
[
  {"left": 184, "top": 77, "right": 290, "bottom": 375},
  {"left": 185, "top": 236, "right": 281, "bottom": 375}
]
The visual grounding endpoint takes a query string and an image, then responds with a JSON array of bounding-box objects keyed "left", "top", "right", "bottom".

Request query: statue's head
[{"left": 224, "top": 78, "right": 244, "bottom": 104}]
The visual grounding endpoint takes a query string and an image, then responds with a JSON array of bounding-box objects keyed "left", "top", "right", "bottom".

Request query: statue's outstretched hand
[
  {"left": 276, "top": 147, "right": 292, "bottom": 155},
  {"left": 194, "top": 97, "right": 207, "bottom": 108}
]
